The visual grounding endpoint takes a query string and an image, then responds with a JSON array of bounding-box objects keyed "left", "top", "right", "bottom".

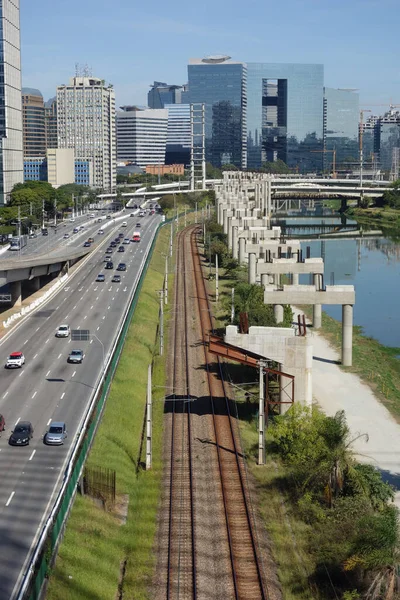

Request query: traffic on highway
[{"left": 0, "top": 206, "right": 162, "bottom": 599}]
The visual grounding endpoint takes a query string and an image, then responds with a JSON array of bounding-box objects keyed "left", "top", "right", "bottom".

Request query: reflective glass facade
[
  {"left": 188, "top": 60, "right": 246, "bottom": 168},
  {"left": 323, "top": 88, "right": 359, "bottom": 171},
  {"left": 378, "top": 122, "right": 400, "bottom": 171},
  {"left": 247, "top": 63, "right": 324, "bottom": 171}
]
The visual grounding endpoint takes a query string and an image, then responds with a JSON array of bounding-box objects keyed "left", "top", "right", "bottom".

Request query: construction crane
[{"left": 311, "top": 147, "right": 337, "bottom": 178}]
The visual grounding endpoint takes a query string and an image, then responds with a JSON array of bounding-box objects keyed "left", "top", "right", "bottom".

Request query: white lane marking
[
  {"left": 96, "top": 326, "right": 100, "bottom": 331},
  {"left": 18, "top": 371, "right": 24, "bottom": 377},
  {"left": 83, "top": 315, "right": 87, "bottom": 320},
  {"left": 33, "top": 353, "right": 38, "bottom": 359},
  {"left": 5, "top": 491, "right": 15, "bottom": 507},
  {"left": 58, "top": 353, "right": 62, "bottom": 359},
  {"left": 32, "top": 391, "right": 37, "bottom": 399},
  {"left": 123, "top": 286, "right": 127, "bottom": 292},
  {"left": 35, "top": 327, "right": 40, "bottom": 332},
  {"left": 77, "top": 325, "right": 81, "bottom": 330},
  {"left": 73, "top": 305, "right": 77, "bottom": 310},
  {"left": 107, "top": 306, "right": 110, "bottom": 310},
  {"left": 96, "top": 296, "right": 99, "bottom": 301},
  {"left": 90, "top": 339, "right": 93, "bottom": 344},
  {"left": 46, "top": 370, "right": 51, "bottom": 377},
  {"left": 72, "top": 371, "right": 76, "bottom": 378},
  {"left": 90, "top": 305, "right": 94, "bottom": 310},
  {"left": 65, "top": 314, "right": 69, "bottom": 319},
  {"left": 102, "top": 316, "right": 105, "bottom": 320},
  {"left": 47, "top": 418, "right": 52, "bottom": 426},
  {"left": 55, "top": 306, "right": 59, "bottom": 310},
  {"left": 2, "top": 391, "right": 8, "bottom": 399},
  {"left": 60, "top": 392, "right": 65, "bottom": 399},
  {"left": 78, "top": 287, "right": 83, "bottom": 292},
  {"left": 108, "top": 287, "right": 112, "bottom": 292},
  {"left": 15, "top": 417, "right": 20, "bottom": 426},
  {"left": 45, "top": 338, "right": 49, "bottom": 344},
  {"left": 68, "top": 338, "right": 71, "bottom": 343},
  {"left": 29, "top": 450, "right": 36, "bottom": 461},
  {"left": 23, "top": 339, "right": 28, "bottom": 345},
  {"left": 94, "top": 287, "right": 98, "bottom": 292},
  {"left": 80, "top": 296, "right": 83, "bottom": 300}
]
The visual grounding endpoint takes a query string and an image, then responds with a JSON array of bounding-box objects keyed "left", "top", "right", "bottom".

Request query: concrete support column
[
  {"left": 274, "top": 273, "right": 280, "bottom": 287},
  {"left": 274, "top": 304, "right": 284, "bottom": 324},
  {"left": 292, "top": 273, "right": 299, "bottom": 285},
  {"left": 223, "top": 209, "right": 228, "bottom": 234},
  {"left": 238, "top": 237, "right": 246, "bottom": 265},
  {"left": 10, "top": 280, "right": 22, "bottom": 307},
  {"left": 227, "top": 217, "right": 233, "bottom": 250},
  {"left": 218, "top": 203, "right": 224, "bottom": 225},
  {"left": 248, "top": 253, "right": 256, "bottom": 284},
  {"left": 31, "top": 277, "right": 41, "bottom": 292},
  {"left": 232, "top": 227, "right": 238, "bottom": 260},
  {"left": 342, "top": 304, "right": 353, "bottom": 366},
  {"left": 261, "top": 273, "right": 269, "bottom": 288},
  {"left": 313, "top": 303, "right": 322, "bottom": 329}
]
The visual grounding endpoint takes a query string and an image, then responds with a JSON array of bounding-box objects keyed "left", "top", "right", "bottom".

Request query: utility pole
[
  {"left": 184, "top": 206, "right": 187, "bottom": 228},
  {"left": 231, "top": 288, "right": 235, "bottom": 323},
  {"left": 359, "top": 109, "right": 371, "bottom": 195},
  {"left": 159, "top": 290, "right": 164, "bottom": 355},
  {"left": 71, "top": 194, "right": 74, "bottom": 218},
  {"left": 42, "top": 199, "right": 45, "bottom": 229},
  {"left": 215, "top": 253, "right": 219, "bottom": 302},
  {"left": 170, "top": 221, "right": 173, "bottom": 258},
  {"left": 146, "top": 364, "right": 152, "bottom": 470},
  {"left": 258, "top": 361, "right": 266, "bottom": 465},
  {"left": 54, "top": 198, "right": 57, "bottom": 227},
  {"left": 195, "top": 201, "right": 198, "bottom": 224},
  {"left": 17, "top": 205, "right": 21, "bottom": 237},
  {"left": 164, "top": 255, "right": 168, "bottom": 305}
]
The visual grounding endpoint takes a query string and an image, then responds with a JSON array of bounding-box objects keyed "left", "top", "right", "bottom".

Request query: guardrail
[{"left": 17, "top": 219, "right": 164, "bottom": 600}]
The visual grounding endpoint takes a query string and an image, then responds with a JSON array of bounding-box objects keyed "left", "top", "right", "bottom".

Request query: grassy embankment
[
  {"left": 206, "top": 255, "right": 400, "bottom": 599},
  {"left": 46, "top": 225, "right": 173, "bottom": 600},
  {"left": 347, "top": 206, "right": 400, "bottom": 235}
]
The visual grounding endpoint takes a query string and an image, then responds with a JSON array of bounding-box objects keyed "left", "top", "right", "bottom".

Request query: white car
[
  {"left": 5, "top": 352, "right": 25, "bottom": 369},
  {"left": 55, "top": 324, "right": 70, "bottom": 338},
  {"left": 69, "top": 218, "right": 75, "bottom": 222},
  {"left": 98, "top": 229, "right": 104, "bottom": 235},
  {"left": 121, "top": 221, "right": 127, "bottom": 227}
]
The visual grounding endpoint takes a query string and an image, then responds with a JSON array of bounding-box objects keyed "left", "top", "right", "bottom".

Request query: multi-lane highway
[{"left": 0, "top": 211, "right": 161, "bottom": 599}]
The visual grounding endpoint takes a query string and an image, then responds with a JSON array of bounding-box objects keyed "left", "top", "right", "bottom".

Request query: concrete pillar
[
  {"left": 313, "top": 303, "right": 322, "bottom": 329},
  {"left": 274, "top": 304, "right": 284, "bottom": 324},
  {"left": 261, "top": 273, "right": 269, "bottom": 288},
  {"left": 292, "top": 273, "right": 299, "bottom": 285},
  {"left": 218, "top": 203, "right": 224, "bottom": 225},
  {"left": 238, "top": 237, "right": 246, "bottom": 265},
  {"left": 227, "top": 217, "right": 233, "bottom": 250},
  {"left": 223, "top": 209, "right": 228, "bottom": 234},
  {"left": 248, "top": 253, "right": 256, "bottom": 284},
  {"left": 342, "top": 304, "right": 353, "bottom": 366},
  {"left": 31, "top": 276, "right": 41, "bottom": 292},
  {"left": 232, "top": 227, "right": 238, "bottom": 260},
  {"left": 10, "top": 280, "right": 22, "bottom": 307},
  {"left": 274, "top": 273, "right": 280, "bottom": 287}
]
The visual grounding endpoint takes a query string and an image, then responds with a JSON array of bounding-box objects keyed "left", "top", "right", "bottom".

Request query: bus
[{"left": 8, "top": 235, "right": 27, "bottom": 251}]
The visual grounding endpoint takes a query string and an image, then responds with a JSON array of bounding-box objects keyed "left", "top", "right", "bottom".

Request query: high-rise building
[
  {"left": 22, "top": 88, "right": 46, "bottom": 157},
  {"left": 188, "top": 56, "right": 247, "bottom": 169},
  {"left": 323, "top": 88, "right": 359, "bottom": 171},
  {"left": 374, "top": 108, "right": 400, "bottom": 172},
  {"left": 116, "top": 106, "right": 168, "bottom": 168},
  {"left": 45, "top": 97, "right": 57, "bottom": 149},
  {"left": 246, "top": 62, "right": 324, "bottom": 171},
  {"left": 0, "top": 0, "right": 23, "bottom": 203},
  {"left": 57, "top": 76, "right": 116, "bottom": 191},
  {"left": 148, "top": 81, "right": 189, "bottom": 108},
  {"left": 165, "top": 104, "right": 191, "bottom": 166}
]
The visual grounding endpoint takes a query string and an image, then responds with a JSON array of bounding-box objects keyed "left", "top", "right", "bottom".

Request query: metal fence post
[{"left": 146, "top": 364, "right": 152, "bottom": 470}]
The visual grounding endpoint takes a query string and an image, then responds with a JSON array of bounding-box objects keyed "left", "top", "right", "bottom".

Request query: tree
[{"left": 260, "top": 159, "right": 291, "bottom": 174}]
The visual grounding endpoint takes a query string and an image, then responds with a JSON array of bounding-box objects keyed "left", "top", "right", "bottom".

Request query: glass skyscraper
[
  {"left": 165, "top": 104, "right": 191, "bottom": 166},
  {"left": 0, "top": 0, "right": 23, "bottom": 203},
  {"left": 188, "top": 57, "right": 247, "bottom": 168},
  {"left": 246, "top": 62, "right": 324, "bottom": 171},
  {"left": 323, "top": 87, "right": 359, "bottom": 171}
]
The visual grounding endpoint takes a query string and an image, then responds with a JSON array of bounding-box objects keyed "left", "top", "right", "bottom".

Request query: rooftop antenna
[{"left": 75, "top": 62, "right": 80, "bottom": 77}]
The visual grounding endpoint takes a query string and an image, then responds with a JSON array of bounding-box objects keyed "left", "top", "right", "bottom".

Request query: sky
[{"left": 21, "top": 0, "right": 400, "bottom": 113}]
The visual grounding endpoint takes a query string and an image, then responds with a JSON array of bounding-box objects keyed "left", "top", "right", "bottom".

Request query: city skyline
[{"left": 21, "top": 0, "right": 400, "bottom": 111}]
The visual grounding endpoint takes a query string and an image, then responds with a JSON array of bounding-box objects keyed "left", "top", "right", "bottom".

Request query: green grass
[{"left": 46, "top": 226, "right": 173, "bottom": 600}]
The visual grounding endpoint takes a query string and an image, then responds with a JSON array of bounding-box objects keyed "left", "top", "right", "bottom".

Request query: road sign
[{"left": 71, "top": 329, "right": 90, "bottom": 341}]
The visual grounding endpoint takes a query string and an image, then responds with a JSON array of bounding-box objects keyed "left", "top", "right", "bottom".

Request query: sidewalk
[{"left": 298, "top": 310, "right": 400, "bottom": 507}]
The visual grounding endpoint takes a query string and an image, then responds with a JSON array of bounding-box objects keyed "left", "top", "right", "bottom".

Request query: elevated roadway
[{"left": 0, "top": 211, "right": 161, "bottom": 599}]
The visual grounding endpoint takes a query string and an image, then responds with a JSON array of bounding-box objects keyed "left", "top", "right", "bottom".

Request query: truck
[
  {"left": 8, "top": 235, "right": 28, "bottom": 251},
  {"left": 132, "top": 231, "right": 141, "bottom": 242}
]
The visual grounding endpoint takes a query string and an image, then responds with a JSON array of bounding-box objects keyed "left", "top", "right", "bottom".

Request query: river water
[{"left": 275, "top": 214, "right": 400, "bottom": 348}]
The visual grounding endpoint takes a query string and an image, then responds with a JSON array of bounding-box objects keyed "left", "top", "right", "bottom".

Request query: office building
[
  {"left": 374, "top": 109, "right": 400, "bottom": 173},
  {"left": 22, "top": 88, "right": 46, "bottom": 157},
  {"left": 188, "top": 56, "right": 247, "bottom": 169},
  {"left": 116, "top": 106, "right": 168, "bottom": 168},
  {"left": 148, "top": 81, "right": 189, "bottom": 108},
  {"left": 0, "top": 0, "right": 24, "bottom": 203},
  {"left": 165, "top": 104, "right": 191, "bottom": 166},
  {"left": 323, "top": 88, "right": 359, "bottom": 171},
  {"left": 75, "top": 158, "right": 93, "bottom": 186},
  {"left": 57, "top": 76, "right": 116, "bottom": 191},
  {"left": 45, "top": 97, "right": 57, "bottom": 149},
  {"left": 24, "top": 153, "right": 92, "bottom": 187},
  {"left": 246, "top": 62, "right": 324, "bottom": 171},
  {"left": 24, "top": 157, "right": 47, "bottom": 182}
]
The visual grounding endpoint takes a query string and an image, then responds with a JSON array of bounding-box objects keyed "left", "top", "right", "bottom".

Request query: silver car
[{"left": 44, "top": 422, "right": 67, "bottom": 445}]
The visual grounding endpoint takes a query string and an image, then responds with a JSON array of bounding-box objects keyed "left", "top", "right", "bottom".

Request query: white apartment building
[
  {"left": 0, "top": 0, "right": 23, "bottom": 204},
  {"left": 57, "top": 76, "right": 116, "bottom": 191},
  {"left": 116, "top": 107, "right": 168, "bottom": 168}
]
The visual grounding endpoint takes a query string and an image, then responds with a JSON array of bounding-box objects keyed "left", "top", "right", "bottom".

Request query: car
[
  {"left": 150, "top": 210, "right": 155, "bottom": 215},
  {"left": 106, "top": 247, "right": 113, "bottom": 254},
  {"left": 118, "top": 245, "right": 125, "bottom": 252},
  {"left": 96, "top": 274, "right": 105, "bottom": 282},
  {"left": 73, "top": 227, "right": 79, "bottom": 234},
  {"left": 112, "top": 274, "right": 121, "bottom": 283},
  {"left": 69, "top": 217, "right": 75, "bottom": 222},
  {"left": 29, "top": 232, "right": 37, "bottom": 239},
  {"left": 88, "top": 237, "right": 94, "bottom": 243},
  {"left": 97, "top": 218, "right": 103, "bottom": 223},
  {"left": 5, "top": 352, "right": 25, "bottom": 369},
  {"left": 44, "top": 422, "right": 68, "bottom": 445},
  {"left": 80, "top": 225, "right": 85, "bottom": 230},
  {"left": 110, "top": 241, "right": 117, "bottom": 248},
  {"left": 106, "top": 215, "right": 112, "bottom": 220},
  {"left": 139, "top": 211, "right": 145, "bottom": 217},
  {"left": 55, "top": 324, "right": 70, "bottom": 338},
  {"left": 9, "top": 421, "right": 33, "bottom": 446},
  {"left": 130, "top": 213, "right": 135, "bottom": 217},
  {"left": 118, "top": 232, "right": 124, "bottom": 238},
  {"left": 63, "top": 233, "right": 70, "bottom": 239},
  {"left": 103, "top": 255, "right": 111, "bottom": 262},
  {"left": 83, "top": 241, "right": 91, "bottom": 247},
  {"left": 98, "top": 229, "right": 104, "bottom": 235},
  {"left": 123, "top": 238, "right": 130, "bottom": 245},
  {"left": 89, "top": 213, "right": 96, "bottom": 218},
  {"left": 105, "top": 261, "right": 113, "bottom": 269},
  {"left": 121, "top": 221, "right": 127, "bottom": 227},
  {"left": 0, "top": 414, "right": 5, "bottom": 434},
  {"left": 42, "top": 228, "right": 48, "bottom": 236},
  {"left": 68, "top": 349, "right": 84, "bottom": 364},
  {"left": 117, "top": 263, "right": 126, "bottom": 271},
  {"left": 136, "top": 223, "right": 141, "bottom": 228}
]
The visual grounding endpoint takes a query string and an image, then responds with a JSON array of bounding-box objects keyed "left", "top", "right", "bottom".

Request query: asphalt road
[{"left": 0, "top": 211, "right": 161, "bottom": 599}]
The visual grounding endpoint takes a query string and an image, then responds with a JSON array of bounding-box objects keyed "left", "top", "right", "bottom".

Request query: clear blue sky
[{"left": 21, "top": 0, "right": 400, "bottom": 112}]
